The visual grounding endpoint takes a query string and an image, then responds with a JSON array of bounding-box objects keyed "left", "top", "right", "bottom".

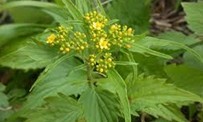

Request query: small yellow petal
[
  {"left": 99, "top": 38, "right": 109, "bottom": 50},
  {"left": 65, "top": 48, "right": 70, "bottom": 52},
  {"left": 92, "top": 22, "right": 103, "bottom": 30},
  {"left": 99, "top": 68, "right": 104, "bottom": 73}
]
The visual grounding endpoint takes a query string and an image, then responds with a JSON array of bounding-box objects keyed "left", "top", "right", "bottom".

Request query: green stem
[
  {"left": 127, "top": 52, "right": 137, "bottom": 82},
  {"left": 87, "top": 63, "right": 94, "bottom": 87}
]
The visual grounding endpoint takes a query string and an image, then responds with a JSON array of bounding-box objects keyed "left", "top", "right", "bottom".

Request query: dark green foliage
[{"left": 107, "top": 0, "right": 151, "bottom": 34}]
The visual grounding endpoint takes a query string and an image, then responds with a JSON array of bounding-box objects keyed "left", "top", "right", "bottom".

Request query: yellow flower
[
  {"left": 99, "top": 68, "right": 104, "bottom": 73},
  {"left": 47, "top": 34, "right": 56, "bottom": 44},
  {"left": 65, "top": 48, "right": 70, "bottom": 52},
  {"left": 127, "top": 28, "right": 133, "bottom": 33},
  {"left": 99, "top": 38, "right": 109, "bottom": 50},
  {"left": 90, "top": 58, "right": 95, "bottom": 62},
  {"left": 92, "top": 22, "right": 103, "bottom": 30},
  {"left": 107, "top": 58, "right": 112, "bottom": 62},
  {"left": 110, "top": 24, "right": 121, "bottom": 32},
  {"left": 110, "top": 25, "right": 118, "bottom": 31}
]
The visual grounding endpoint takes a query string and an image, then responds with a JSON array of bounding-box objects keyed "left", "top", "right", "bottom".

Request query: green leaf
[
  {"left": 0, "top": 1, "right": 59, "bottom": 11},
  {"left": 0, "top": 83, "right": 5, "bottom": 92},
  {"left": 0, "top": 40, "right": 59, "bottom": 69},
  {"left": 136, "top": 36, "right": 203, "bottom": 62},
  {"left": 26, "top": 94, "right": 83, "bottom": 122},
  {"left": 115, "top": 61, "right": 138, "bottom": 66},
  {"left": 107, "top": 19, "right": 119, "bottom": 25},
  {"left": 79, "top": 87, "right": 120, "bottom": 122},
  {"left": 75, "top": 0, "right": 89, "bottom": 14},
  {"left": 184, "top": 45, "right": 203, "bottom": 71},
  {"left": 0, "top": 110, "right": 13, "bottom": 122},
  {"left": 141, "top": 105, "right": 187, "bottom": 122},
  {"left": 62, "top": 0, "right": 83, "bottom": 20},
  {"left": 157, "top": 31, "right": 200, "bottom": 47},
  {"left": 129, "top": 74, "right": 203, "bottom": 104},
  {"left": 7, "top": 7, "right": 53, "bottom": 24},
  {"left": 98, "top": 70, "right": 131, "bottom": 122},
  {"left": 0, "top": 1, "right": 68, "bottom": 25},
  {"left": 182, "top": 2, "right": 203, "bottom": 35},
  {"left": 42, "top": 9, "right": 70, "bottom": 25},
  {"left": 132, "top": 54, "right": 167, "bottom": 77},
  {"left": 0, "top": 83, "right": 12, "bottom": 122},
  {"left": 0, "top": 83, "right": 9, "bottom": 108},
  {"left": 107, "top": 0, "right": 151, "bottom": 34},
  {"left": 165, "top": 64, "right": 203, "bottom": 97},
  {"left": 0, "top": 24, "right": 45, "bottom": 46},
  {"left": 95, "top": 0, "right": 107, "bottom": 16},
  {"left": 22, "top": 56, "right": 88, "bottom": 110},
  {"left": 129, "top": 43, "right": 173, "bottom": 59},
  {"left": 153, "top": 118, "right": 171, "bottom": 122},
  {"left": 129, "top": 75, "right": 203, "bottom": 121}
]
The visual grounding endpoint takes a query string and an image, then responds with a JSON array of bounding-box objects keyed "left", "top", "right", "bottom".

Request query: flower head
[
  {"left": 84, "top": 11, "right": 108, "bottom": 31},
  {"left": 98, "top": 38, "right": 110, "bottom": 50},
  {"left": 92, "top": 22, "right": 104, "bottom": 30},
  {"left": 46, "top": 11, "right": 135, "bottom": 73},
  {"left": 46, "top": 34, "right": 56, "bottom": 45}
]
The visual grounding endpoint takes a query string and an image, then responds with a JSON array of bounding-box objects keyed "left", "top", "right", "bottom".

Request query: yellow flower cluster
[
  {"left": 96, "top": 53, "right": 115, "bottom": 73},
  {"left": 109, "top": 24, "right": 134, "bottom": 48},
  {"left": 84, "top": 11, "right": 134, "bottom": 52},
  {"left": 84, "top": 11, "right": 108, "bottom": 31},
  {"left": 46, "top": 11, "right": 135, "bottom": 73},
  {"left": 84, "top": 11, "right": 110, "bottom": 51},
  {"left": 46, "top": 26, "right": 88, "bottom": 53},
  {"left": 88, "top": 53, "right": 115, "bottom": 73},
  {"left": 46, "top": 34, "right": 56, "bottom": 45}
]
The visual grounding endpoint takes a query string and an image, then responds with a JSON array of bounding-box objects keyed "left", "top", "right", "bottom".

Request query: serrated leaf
[
  {"left": 98, "top": 70, "right": 131, "bottom": 122},
  {"left": 184, "top": 45, "right": 203, "bottom": 71},
  {"left": 129, "top": 75, "right": 203, "bottom": 121},
  {"left": 22, "top": 56, "right": 88, "bottom": 110},
  {"left": 26, "top": 94, "right": 83, "bottom": 122},
  {"left": 129, "top": 75, "right": 203, "bottom": 104},
  {"left": 79, "top": 87, "right": 120, "bottom": 122},
  {"left": 140, "top": 105, "right": 187, "bottom": 122},
  {"left": 182, "top": 2, "right": 203, "bottom": 35},
  {"left": 165, "top": 64, "right": 203, "bottom": 97},
  {"left": 132, "top": 54, "right": 167, "bottom": 77},
  {"left": 0, "top": 40, "right": 59, "bottom": 69}
]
